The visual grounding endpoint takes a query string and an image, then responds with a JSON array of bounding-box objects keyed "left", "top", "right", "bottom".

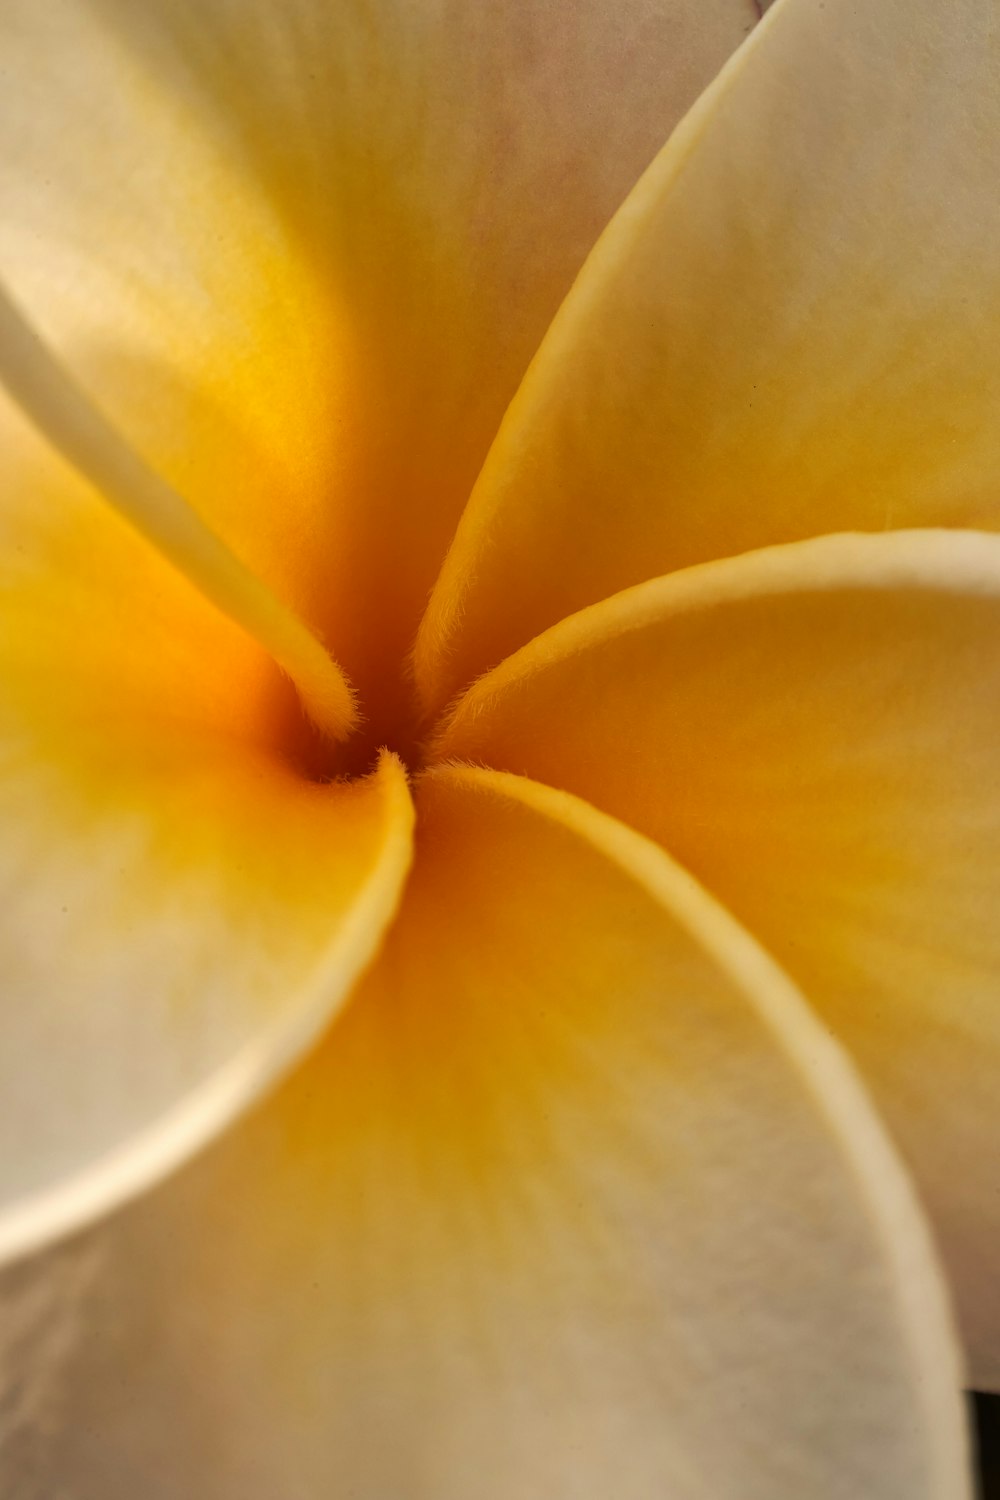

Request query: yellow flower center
[{"left": 0, "top": 275, "right": 441, "bottom": 783}]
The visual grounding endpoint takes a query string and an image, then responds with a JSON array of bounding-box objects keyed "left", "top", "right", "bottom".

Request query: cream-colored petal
[
  {"left": 1, "top": 0, "right": 756, "bottom": 748},
  {"left": 0, "top": 26, "right": 423, "bottom": 1260},
  {"left": 0, "top": 603, "right": 413, "bottom": 1264},
  {"left": 0, "top": 3, "right": 356, "bottom": 732},
  {"left": 6, "top": 768, "right": 969, "bottom": 1499},
  {"left": 415, "top": 0, "right": 1000, "bottom": 717},
  {"left": 438, "top": 528, "right": 1000, "bottom": 1386}
]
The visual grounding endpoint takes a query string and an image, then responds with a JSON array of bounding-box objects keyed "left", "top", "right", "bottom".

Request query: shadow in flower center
[{"left": 329, "top": 672, "right": 429, "bottom": 783}]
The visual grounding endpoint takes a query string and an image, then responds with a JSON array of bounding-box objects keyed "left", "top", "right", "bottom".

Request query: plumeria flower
[{"left": 0, "top": 0, "right": 997, "bottom": 1494}]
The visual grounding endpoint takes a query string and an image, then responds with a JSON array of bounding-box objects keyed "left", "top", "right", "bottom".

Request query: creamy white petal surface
[
  {"left": 416, "top": 0, "right": 1000, "bottom": 716},
  {"left": 0, "top": 771, "right": 969, "bottom": 1500},
  {"left": 439, "top": 529, "right": 1000, "bottom": 1387}
]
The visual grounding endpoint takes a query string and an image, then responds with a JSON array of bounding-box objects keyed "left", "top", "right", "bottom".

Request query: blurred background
[{"left": 976, "top": 1394, "right": 1000, "bottom": 1496}]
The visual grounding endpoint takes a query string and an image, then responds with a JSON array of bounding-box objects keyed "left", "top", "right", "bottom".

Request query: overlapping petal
[
  {"left": 2, "top": 768, "right": 968, "bottom": 1498},
  {"left": 0, "top": 0, "right": 757, "bottom": 745},
  {"left": 415, "top": 0, "right": 1000, "bottom": 716},
  {"left": 0, "top": 409, "right": 414, "bottom": 1259},
  {"left": 0, "top": 1, "right": 351, "bottom": 706},
  {"left": 437, "top": 528, "right": 1000, "bottom": 1385},
  {"left": 0, "top": 736, "right": 412, "bottom": 1263},
  {"left": 0, "top": 0, "right": 991, "bottom": 1490}
]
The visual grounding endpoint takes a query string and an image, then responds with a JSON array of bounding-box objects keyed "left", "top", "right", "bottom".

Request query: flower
[{"left": 0, "top": 0, "right": 995, "bottom": 1494}]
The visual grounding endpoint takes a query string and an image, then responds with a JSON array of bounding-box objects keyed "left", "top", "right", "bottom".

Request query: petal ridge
[
  {"left": 415, "top": 0, "right": 1000, "bottom": 716},
  {"left": 0, "top": 750, "right": 414, "bottom": 1269},
  {"left": 434, "top": 529, "right": 1000, "bottom": 758}
]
